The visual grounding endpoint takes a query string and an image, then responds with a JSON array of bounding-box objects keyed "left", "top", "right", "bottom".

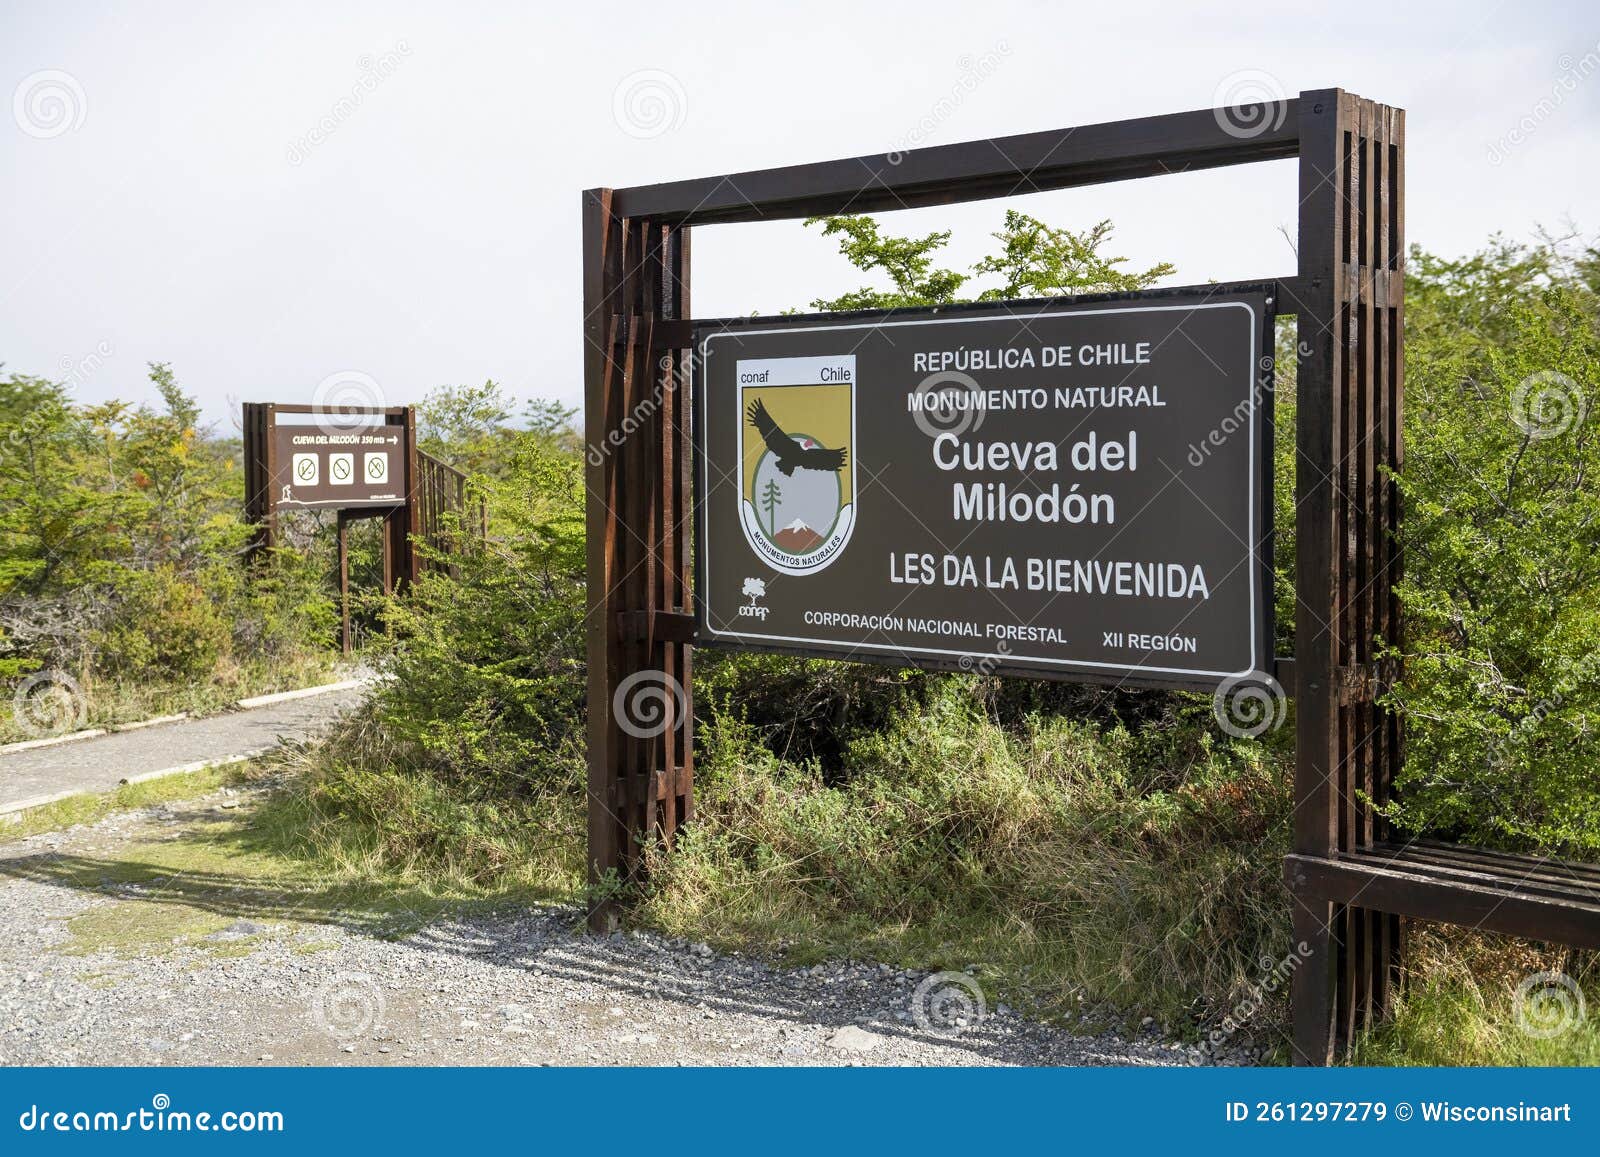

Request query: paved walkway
[{"left": 0, "top": 687, "right": 366, "bottom": 812}]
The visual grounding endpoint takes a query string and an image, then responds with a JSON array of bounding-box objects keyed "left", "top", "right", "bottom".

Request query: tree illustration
[{"left": 760, "top": 479, "right": 782, "bottom": 536}]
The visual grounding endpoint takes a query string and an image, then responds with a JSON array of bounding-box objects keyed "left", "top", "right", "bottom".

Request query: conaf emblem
[{"left": 738, "top": 356, "right": 856, "bottom": 575}]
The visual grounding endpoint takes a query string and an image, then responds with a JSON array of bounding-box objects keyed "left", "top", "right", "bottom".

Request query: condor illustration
[
  {"left": 738, "top": 356, "right": 856, "bottom": 575},
  {"left": 746, "top": 399, "right": 848, "bottom": 476}
]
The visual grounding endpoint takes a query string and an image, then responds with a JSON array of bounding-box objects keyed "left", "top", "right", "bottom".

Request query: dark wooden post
[
  {"left": 383, "top": 407, "right": 420, "bottom": 590},
  {"left": 1290, "top": 89, "right": 1405, "bottom": 1065},
  {"left": 337, "top": 509, "right": 352, "bottom": 655},
  {"left": 241, "top": 402, "right": 281, "bottom": 557},
  {"left": 403, "top": 405, "right": 421, "bottom": 586},
  {"left": 583, "top": 189, "right": 695, "bottom": 931}
]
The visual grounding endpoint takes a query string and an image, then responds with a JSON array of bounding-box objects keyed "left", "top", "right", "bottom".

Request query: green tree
[
  {"left": 0, "top": 374, "right": 130, "bottom": 598},
  {"left": 0, "top": 362, "right": 335, "bottom": 700},
  {"left": 971, "top": 211, "right": 1174, "bottom": 300},
  {"left": 806, "top": 210, "right": 1173, "bottom": 311}
]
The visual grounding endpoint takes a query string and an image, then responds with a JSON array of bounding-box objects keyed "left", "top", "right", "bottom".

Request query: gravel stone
[{"left": 0, "top": 788, "right": 1256, "bottom": 1067}]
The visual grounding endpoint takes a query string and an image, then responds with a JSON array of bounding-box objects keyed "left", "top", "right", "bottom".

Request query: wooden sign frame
[
  {"left": 244, "top": 402, "right": 420, "bottom": 653},
  {"left": 584, "top": 89, "right": 1597, "bottom": 1064}
]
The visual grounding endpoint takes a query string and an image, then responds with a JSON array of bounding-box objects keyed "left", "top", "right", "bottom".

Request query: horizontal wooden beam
[
  {"left": 1285, "top": 853, "right": 1600, "bottom": 951},
  {"left": 610, "top": 100, "right": 1301, "bottom": 225},
  {"left": 260, "top": 404, "right": 410, "bottom": 419},
  {"left": 616, "top": 610, "right": 696, "bottom": 643}
]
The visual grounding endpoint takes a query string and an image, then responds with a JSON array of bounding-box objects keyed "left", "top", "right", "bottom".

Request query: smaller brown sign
[{"left": 269, "top": 421, "right": 406, "bottom": 509}]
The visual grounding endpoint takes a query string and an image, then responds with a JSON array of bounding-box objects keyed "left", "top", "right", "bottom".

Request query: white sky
[{"left": 2, "top": 0, "right": 1596, "bottom": 432}]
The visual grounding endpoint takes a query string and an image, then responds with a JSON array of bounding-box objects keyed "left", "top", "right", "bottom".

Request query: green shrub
[
  {"left": 1387, "top": 256, "right": 1600, "bottom": 854},
  {"left": 215, "top": 547, "right": 338, "bottom": 663},
  {"left": 371, "top": 425, "right": 586, "bottom": 793},
  {"left": 91, "top": 565, "right": 231, "bottom": 681}
]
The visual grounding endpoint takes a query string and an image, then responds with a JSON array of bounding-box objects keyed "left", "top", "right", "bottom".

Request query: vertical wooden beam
[
  {"left": 1291, "top": 88, "right": 1346, "bottom": 1067},
  {"left": 337, "top": 510, "right": 351, "bottom": 655},
  {"left": 403, "top": 405, "right": 421, "bottom": 586},
  {"left": 1289, "top": 89, "right": 1406, "bottom": 1064},
  {"left": 242, "top": 402, "right": 270, "bottom": 560},
  {"left": 584, "top": 189, "right": 624, "bottom": 930},
  {"left": 667, "top": 224, "right": 694, "bottom": 830},
  {"left": 1382, "top": 104, "right": 1408, "bottom": 1011},
  {"left": 263, "top": 404, "right": 280, "bottom": 553},
  {"left": 380, "top": 510, "right": 394, "bottom": 596}
]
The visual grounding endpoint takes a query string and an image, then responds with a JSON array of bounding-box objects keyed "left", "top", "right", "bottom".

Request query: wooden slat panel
[
  {"left": 1288, "top": 90, "right": 1407, "bottom": 1063},
  {"left": 585, "top": 195, "right": 697, "bottom": 920},
  {"left": 1286, "top": 854, "right": 1600, "bottom": 951},
  {"left": 1365, "top": 846, "right": 1600, "bottom": 904},
  {"left": 1402, "top": 839, "right": 1600, "bottom": 888}
]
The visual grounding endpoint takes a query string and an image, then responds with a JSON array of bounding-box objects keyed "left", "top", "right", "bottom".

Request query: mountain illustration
[{"left": 773, "top": 517, "right": 824, "bottom": 553}]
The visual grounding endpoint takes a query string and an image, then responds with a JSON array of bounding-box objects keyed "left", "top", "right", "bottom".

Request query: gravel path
[
  {"left": 0, "top": 789, "right": 1246, "bottom": 1067},
  {"left": 0, "top": 688, "right": 366, "bottom": 811}
]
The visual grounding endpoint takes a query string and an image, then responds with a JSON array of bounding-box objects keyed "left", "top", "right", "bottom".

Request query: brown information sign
[
  {"left": 269, "top": 421, "right": 407, "bottom": 509},
  {"left": 694, "top": 288, "right": 1274, "bottom": 689}
]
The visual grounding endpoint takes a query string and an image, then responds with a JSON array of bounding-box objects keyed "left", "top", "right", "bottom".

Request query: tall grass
[
  {"left": 267, "top": 677, "right": 1599, "bottom": 1063},
  {"left": 639, "top": 680, "right": 1293, "bottom": 1038},
  {"left": 1353, "top": 926, "right": 1600, "bottom": 1065}
]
